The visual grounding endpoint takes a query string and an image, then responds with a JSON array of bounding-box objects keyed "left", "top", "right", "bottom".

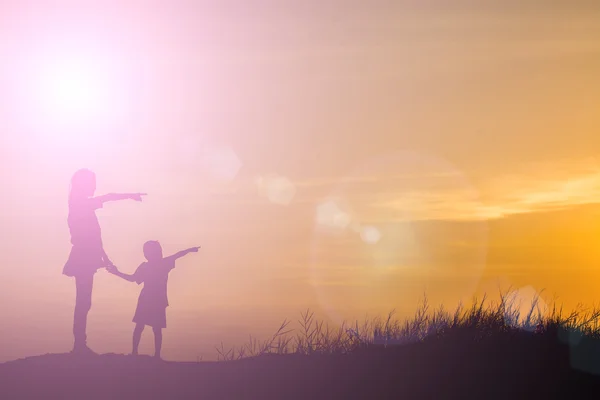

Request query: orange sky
[{"left": 0, "top": 2, "right": 599, "bottom": 362}]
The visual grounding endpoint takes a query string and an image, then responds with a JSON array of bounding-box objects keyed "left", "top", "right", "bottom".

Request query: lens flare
[{"left": 309, "top": 150, "right": 489, "bottom": 327}]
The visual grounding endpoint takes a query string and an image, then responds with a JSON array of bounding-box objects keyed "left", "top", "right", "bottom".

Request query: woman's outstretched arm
[{"left": 94, "top": 193, "right": 147, "bottom": 204}]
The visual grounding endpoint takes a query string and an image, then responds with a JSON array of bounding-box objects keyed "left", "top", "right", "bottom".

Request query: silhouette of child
[
  {"left": 107, "top": 241, "right": 200, "bottom": 359},
  {"left": 64, "top": 168, "right": 146, "bottom": 355}
]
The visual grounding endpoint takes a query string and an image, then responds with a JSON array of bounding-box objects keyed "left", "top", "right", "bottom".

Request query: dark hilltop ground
[{"left": 3, "top": 299, "right": 600, "bottom": 399}]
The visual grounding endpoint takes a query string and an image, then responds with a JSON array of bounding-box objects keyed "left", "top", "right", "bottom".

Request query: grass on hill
[
  {"left": 215, "top": 288, "right": 600, "bottom": 361},
  {"left": 4, "top": 289, "right": 600, "bottom": 399}
]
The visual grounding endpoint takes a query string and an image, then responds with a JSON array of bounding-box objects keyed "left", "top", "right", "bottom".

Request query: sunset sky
[{"left": 0, "top": 1, "right": 599, "bottom": 362}]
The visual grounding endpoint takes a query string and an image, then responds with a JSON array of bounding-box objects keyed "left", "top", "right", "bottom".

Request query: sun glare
[
  {"left": 15, "top": 44, "right": 130, "bottom": 132},
  {"left": 37, "top": 57, "right": 112, "bottom": 124},
  {"left": 44, "top": 61, "right": 98, "bottom": 116}
]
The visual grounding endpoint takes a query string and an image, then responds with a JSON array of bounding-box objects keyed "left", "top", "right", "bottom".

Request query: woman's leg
[
  {"left": 152, "top": 327, "right": 163, "bottom": 359},
  {"left": 73, "top": 273, "right": 94, "bottom": 351},
  {"left": 132, "top": 323, "right": 145, "bottom": 355}
]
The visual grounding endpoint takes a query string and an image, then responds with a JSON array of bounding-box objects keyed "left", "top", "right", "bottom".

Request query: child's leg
[
  {"left": 152, "top": 327, "right": 162, "bottom": 358},
  {"left": 132, "top": 323, "right": 145, "bottom": 355}
]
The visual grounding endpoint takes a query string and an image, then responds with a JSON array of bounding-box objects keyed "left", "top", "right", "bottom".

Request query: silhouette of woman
[{"left": 63, "top": 169, "right": 146, "bottom": 354}]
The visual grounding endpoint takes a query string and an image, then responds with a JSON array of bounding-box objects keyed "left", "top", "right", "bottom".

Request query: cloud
[
  {"left": 196, "top": 157, "right": 600, "bottom": 223},
  {"left": 373, "top": 158, "right": 600, "bottom": 222},
  {"left": 293, "top": 172, "right": 463, "bottom": 189}
]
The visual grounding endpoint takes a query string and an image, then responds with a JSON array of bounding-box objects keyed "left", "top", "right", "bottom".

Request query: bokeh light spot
[
  {"left": 256, "top": 174, "right": 296, "bottom": 205},
  {"left": 360, "top": 226, "right": 382, "bottom": 244},
  {"left": 316, "top": 200, "right": 351, "bottom": 230},
  {"left": 201, "top": 145, "right": 242, "bottom": 182}
]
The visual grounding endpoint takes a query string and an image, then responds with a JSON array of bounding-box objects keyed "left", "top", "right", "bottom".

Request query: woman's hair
[{"left": 69, "top": 168, "right": 96, "bottom": 203}]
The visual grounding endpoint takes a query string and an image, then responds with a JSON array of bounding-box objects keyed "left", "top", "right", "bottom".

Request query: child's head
[
  {"left": 143, "top": 240, "right": 163, "bottom": 261},
  {"left": 70, "top": 169, "right": 96, "bottom": 199}
]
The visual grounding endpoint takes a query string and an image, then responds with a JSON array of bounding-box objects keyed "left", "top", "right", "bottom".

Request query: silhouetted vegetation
[
  {"left": 215, "top": 289, "right": 600, "bottom": 360},
  {"left": 3, "top": 290, "right": 600, "bottom": 399}
]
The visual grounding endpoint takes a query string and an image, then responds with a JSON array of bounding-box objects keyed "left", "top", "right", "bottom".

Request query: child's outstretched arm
[
  {"left": 166, "top": 246, "right": 201, "bottom": 262},
  {"left": 106, "top": 265, "right": 136, "bottom": 282},
  {"left": 94, "top": 193, "right": 147, "bottom": 204}
]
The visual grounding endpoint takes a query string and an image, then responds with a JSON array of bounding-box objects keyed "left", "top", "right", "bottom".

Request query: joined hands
[{"left": 106, "top": 264, "right": 119, "bottom": 274}]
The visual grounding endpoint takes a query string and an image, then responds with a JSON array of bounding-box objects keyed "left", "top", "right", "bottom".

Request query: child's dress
[{"left": 132, "top": 258, "right": 176, "bottom": 328}]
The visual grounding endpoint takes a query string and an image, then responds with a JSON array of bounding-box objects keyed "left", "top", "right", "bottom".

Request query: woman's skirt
[{"left": 63, "top": 245, "right": 105, "bottom": 277}]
